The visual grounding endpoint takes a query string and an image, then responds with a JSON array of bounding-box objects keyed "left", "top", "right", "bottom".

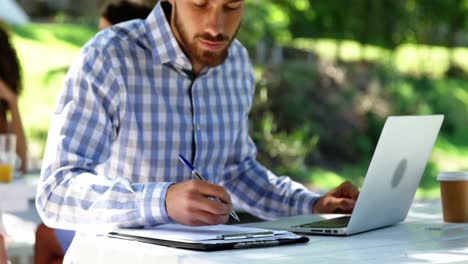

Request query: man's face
[{"left": 168, "top": 0, "right": 244, "bottom": 69}]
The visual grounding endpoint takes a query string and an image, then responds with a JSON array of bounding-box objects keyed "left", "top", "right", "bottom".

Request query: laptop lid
[{"left": 345, "top": 115, "right": 443, "bottom": 235}]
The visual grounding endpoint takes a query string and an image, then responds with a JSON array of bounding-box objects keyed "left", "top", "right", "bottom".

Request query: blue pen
[{"left": 178, "top": 154, "right": 240, "bottom": 222}]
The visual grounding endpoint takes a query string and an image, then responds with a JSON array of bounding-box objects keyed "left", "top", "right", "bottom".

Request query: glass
[{"left": 0, "top": 134, "right": 16, "bottom": 183}]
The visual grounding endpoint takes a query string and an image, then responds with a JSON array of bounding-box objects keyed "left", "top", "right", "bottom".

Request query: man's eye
[
  {"left": 193, "top": 1, "right": 207, "bottom": 8},
  {"left": 226, "top": 3, "right": 242, "bottom": 10}
]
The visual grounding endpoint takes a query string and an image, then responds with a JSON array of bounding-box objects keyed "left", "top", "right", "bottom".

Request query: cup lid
[{"left": 437, "top": 171, "right": 468, "bottom": 181}]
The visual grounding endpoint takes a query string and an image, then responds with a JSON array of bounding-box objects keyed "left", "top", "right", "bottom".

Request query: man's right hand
[{"left": 165, "top": 180, "right": 232, "bottom": 226}]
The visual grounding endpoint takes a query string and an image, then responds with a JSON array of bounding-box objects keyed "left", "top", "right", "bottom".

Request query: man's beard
[{"left": 173, "top": 7, "right": 239, "bottom": 68}]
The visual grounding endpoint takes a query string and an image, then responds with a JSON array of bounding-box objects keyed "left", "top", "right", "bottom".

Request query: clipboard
[{"left": 108, "top": 224, "right": 309, "bottom": 251}]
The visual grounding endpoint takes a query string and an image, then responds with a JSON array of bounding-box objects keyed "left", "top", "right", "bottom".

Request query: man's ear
[{"left": 167, "top": 0, "right": 175, "bottom": 5}]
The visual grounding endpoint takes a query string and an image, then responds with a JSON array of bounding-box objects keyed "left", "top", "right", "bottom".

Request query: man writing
[{"left": 37, "top": 0, "right": 358, "bottom": 259}]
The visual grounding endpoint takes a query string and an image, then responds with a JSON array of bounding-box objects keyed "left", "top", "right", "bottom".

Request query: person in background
[
  {"left": 34, "top": 2, "right": 153, "bottom": 264},
  {"left": 99, "top": 0, "right": 154, "bottom": 30},
  {"left": 0, "top": 234, "right": 7, "bottom": 264},
  {"left": 0, "top": 23, "right": 27, "bottom": 174},
  {"left": 0, "top": 21, "right": 29, "bottom": 264}
]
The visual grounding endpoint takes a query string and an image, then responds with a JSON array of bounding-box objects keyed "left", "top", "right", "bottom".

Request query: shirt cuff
[
  {"left": 136, "top": 182, "right": 174, "bottom": 226},
  {"left": 298, "top": 191, "right": 321, "bottom": 215}
]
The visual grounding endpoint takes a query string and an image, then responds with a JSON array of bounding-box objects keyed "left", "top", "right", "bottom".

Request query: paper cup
[{"left": 437, "top": 172, "right": 468, "bottom": 223}]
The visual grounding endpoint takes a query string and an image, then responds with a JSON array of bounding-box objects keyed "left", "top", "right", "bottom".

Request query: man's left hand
[{"left": 313, "top": 181, "right": 359, "bottom": 214}]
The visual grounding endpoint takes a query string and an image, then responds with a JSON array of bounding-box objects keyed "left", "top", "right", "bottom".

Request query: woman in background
[
  {"left": 34, "top": 2, "right": 153, "bottom": 263},
  {"left": 0, "top": 21, "right": 29, "bottom": 264},
  {"left": 0, "top": 22, "right": 27, "bottom": 174}
]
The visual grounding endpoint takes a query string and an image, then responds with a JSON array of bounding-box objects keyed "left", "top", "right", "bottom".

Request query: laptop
[{"left": 248, "top": 115, "right": 444, "bottom": 236}]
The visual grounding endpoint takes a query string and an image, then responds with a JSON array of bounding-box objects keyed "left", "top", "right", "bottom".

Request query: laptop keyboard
[{"left": 294, "top": 216, "right": 351, "bottom": 228}]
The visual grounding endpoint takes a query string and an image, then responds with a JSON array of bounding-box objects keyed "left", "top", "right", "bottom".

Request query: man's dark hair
[
  {"left": 100, "top": 0, "right": 154, "bottom": 25},
  {"left": 0, "top": 23, "right": 21, "bottom": 96}
]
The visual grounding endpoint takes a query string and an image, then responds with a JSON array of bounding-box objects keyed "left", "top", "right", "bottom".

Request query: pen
[{"left": 178, "top": 154, "right": 241, "bottom": 222}]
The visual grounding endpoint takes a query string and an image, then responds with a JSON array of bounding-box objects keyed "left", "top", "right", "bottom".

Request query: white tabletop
[
  {"left": 0, "top": 174, "right": 37, "bottom": 212},
  {"left": 72, "top": 201, "right": 468, "bottom": 264},
  {"left": 0, "top": 173, "right": 41, "bottom": 257}
]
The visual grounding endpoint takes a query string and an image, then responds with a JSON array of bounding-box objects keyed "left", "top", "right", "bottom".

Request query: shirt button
[{"left": 196, "top": 125, "right": 201, "bottom": 131}]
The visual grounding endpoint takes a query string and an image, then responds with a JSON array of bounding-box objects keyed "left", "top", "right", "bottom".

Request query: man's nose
[{"left": 205, "top": 9, "right": 224, "bottom": 37}]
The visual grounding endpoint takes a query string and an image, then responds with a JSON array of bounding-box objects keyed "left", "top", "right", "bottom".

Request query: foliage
[
  {"left": 240, "top": 0, "right": 468, "bottom": 76},
  {"left": 250, "top": 59, "right": 468, "bottom": 197},
  {"left": 287, "top": 0, "right": 468, "bottom": 48},
  {"left": 238, "top": 0, "right": 293, "bottom": 53},
  {"left": 251, "top": 60, "right": 388, "bottom": 176}
]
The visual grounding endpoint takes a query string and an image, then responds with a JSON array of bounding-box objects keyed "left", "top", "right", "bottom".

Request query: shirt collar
[{"left": 145, "top": 1, "right": 192, "bottom": 71}]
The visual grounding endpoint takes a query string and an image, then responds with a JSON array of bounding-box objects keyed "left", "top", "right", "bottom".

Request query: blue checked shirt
[{"left": 36, "top": 1, "right": 319, "bottom": 230}]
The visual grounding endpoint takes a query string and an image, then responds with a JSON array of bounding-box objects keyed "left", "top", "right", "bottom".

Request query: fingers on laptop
[
  {"left": 334, "top": 181, "right": 359, "bottom": 200},
  {"left": 334, "top": 198, "right": 356, "bottom": 214}
]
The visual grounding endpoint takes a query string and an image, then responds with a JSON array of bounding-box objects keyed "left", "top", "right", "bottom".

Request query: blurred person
[
  {"left": 34, "top": 224, "right": 71, "bottom": 264},
  {"left": 34, "top": 1, "right": 153, "bottom": 263},
  {"left": 37, "top": 1, "right": 359, "bottom": 263},
  {"left": 0, "top": 23, "right": 27, "bottom": 173},
  {"left": 0, "top": 234, "right": 7, "bottom": 264},
  {"left": 99, "top": 0, "right": 153, "bottom": 30},
  {"left": 0, "top": 21, "right": 29, "bottom": 264}
]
